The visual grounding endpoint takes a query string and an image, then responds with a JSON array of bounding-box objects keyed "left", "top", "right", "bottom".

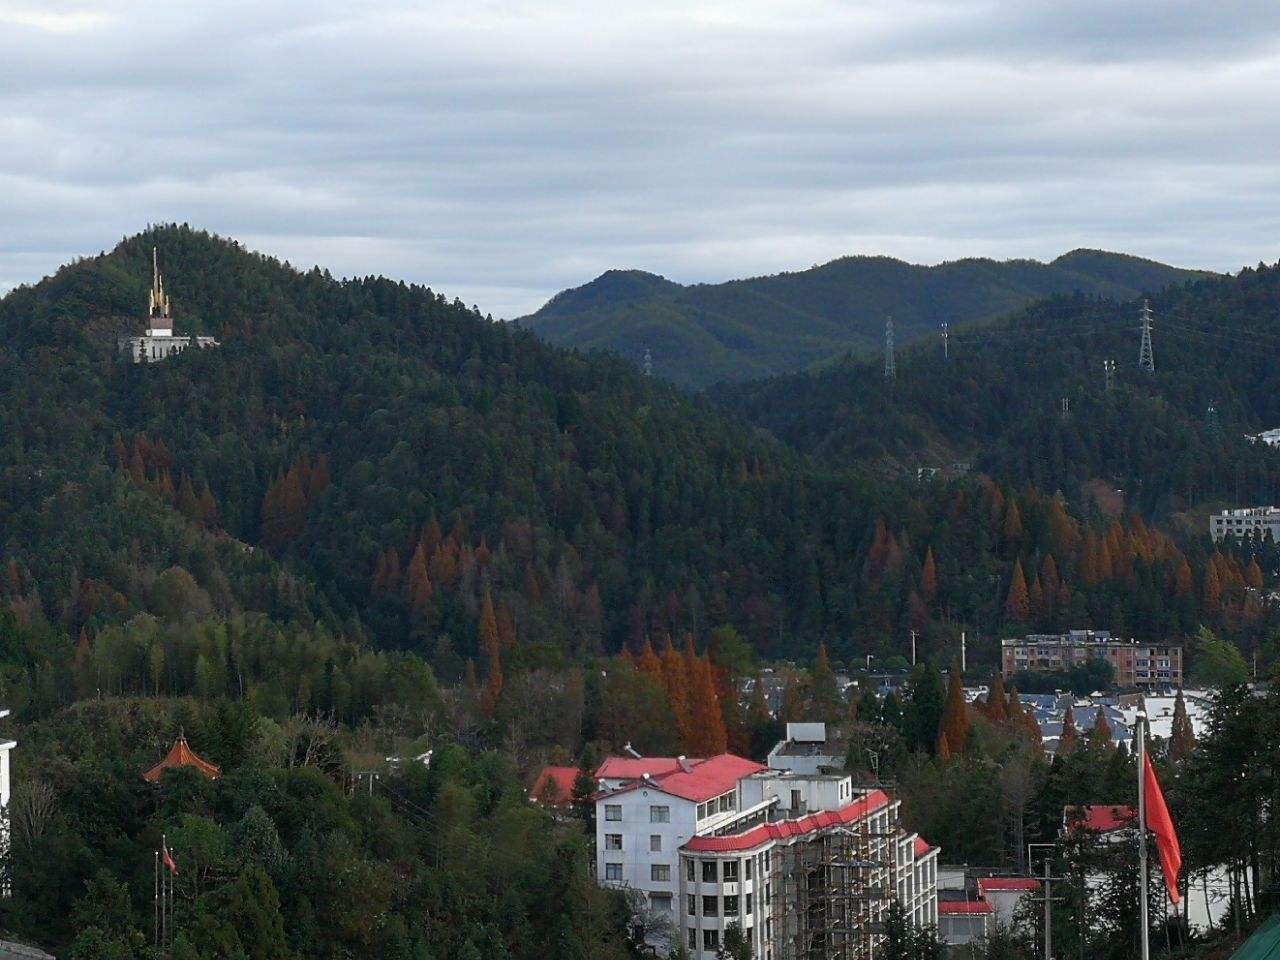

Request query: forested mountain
[
  {"left": 0, "top": 226, "right": 1271, "bottom": 956},
  {"left": 520, "top": 251, "right": 1209, "bottom": 388},
  {"left": 715, "top": 264, "right": 1280, "bottom": 520}
]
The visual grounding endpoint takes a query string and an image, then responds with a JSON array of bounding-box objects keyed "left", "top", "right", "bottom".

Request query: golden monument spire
[{"left": 148, "top": 246, "right": 170, "bottom": 320}]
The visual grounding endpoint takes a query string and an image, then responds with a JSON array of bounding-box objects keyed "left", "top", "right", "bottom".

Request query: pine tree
[
  {"left": 687, "top": 653, "right": 728, "bottom": 756},
  {"left": 1086, "top": 709, "right": 1113, "bottom": 753},
  {"left": 1003, "top": 500, "right": 1024, "bottom": 543},
  {"left": 921, "top": 547, "right": 938, "bottom": 600},
  {"left": 1170, "top": 689, "right": 1195, "bottom": 762},
  {"left": 983, "top": 673, "right": 1007, "bottom": 726},
  {"left": 1005, "top": 559, "right": 1030, "bottom": 621},
  {"left": 1202, "top": 561, "right": 1222, "bottom": 614},
  {"left": 937, "top": 666, "right": 969, "bottom": 757},
  {"left": 481, "top": 648, "right": 503, "bottom": 716},
  {"left": 1247, "top": 557, "right": 1264, "bottom": 591},
  {"left": 1057, "top": 704, "right": 1079, "bottom": 756},
  {"left": 663, "top": 638, "right": 694, "bottom": 746},
  {"left": 478, "top": 590, "right": 499, "bottom": 659}
]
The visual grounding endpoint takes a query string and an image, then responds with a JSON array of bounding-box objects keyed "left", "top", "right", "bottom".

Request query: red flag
[
  {"left": 1142, "top": 752, "right": 1181, "bottom": 903},
  {"left": 162, "top": 844, "right": 178, "bottom": 876}
]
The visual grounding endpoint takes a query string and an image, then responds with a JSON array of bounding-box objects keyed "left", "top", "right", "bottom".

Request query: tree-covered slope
[
  {"left": 716, "top": 264, "right": 1280, "bottom": 518},
  {"left": 520, "top": 251, "right": 1210, "bottom": 388}
]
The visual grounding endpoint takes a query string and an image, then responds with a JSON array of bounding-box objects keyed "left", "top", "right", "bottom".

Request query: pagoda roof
[{"left": 143, "top": 732, "right": 221, "bottom": 783}]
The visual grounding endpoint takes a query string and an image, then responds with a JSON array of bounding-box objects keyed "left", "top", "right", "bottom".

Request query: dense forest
[
  {"left": 521, "top": 250, "right": 1207, "bottom": 388},
  {"left": 717, "top": 265, "right": 1280, "bottom": 519},
  {"left": 0, "top": 226, "right": 1273, "bottom": 955}
]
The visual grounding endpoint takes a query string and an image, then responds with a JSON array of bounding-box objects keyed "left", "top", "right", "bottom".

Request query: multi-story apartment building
[
  {"left": 1210, "top": 507, "right": 1280, "bottom": 542},
  {"left": 589, "top": 752, "right": 938, "bottom": 960},
  {"left": 1001, "top": 630, "right": 1182, "bottom": 689}
]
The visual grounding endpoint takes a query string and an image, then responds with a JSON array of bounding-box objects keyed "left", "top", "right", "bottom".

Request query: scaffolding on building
[{"left": 771, "top": 797, "right": 898, "bottom": 960}]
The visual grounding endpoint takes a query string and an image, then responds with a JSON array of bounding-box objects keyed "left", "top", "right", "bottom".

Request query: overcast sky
[{"left": 4, "top": 1, "right": 1280, "bottom": 317}]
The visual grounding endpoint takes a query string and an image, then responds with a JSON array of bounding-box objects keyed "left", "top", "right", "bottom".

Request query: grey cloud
[{"left": 2, "top": 1, "right": 1279, "bottom": 318}]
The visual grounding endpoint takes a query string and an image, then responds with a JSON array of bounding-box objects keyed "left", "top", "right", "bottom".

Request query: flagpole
[
  {"left": 161, "top": 834, "right": 168, "bottom": 954},
  {"left": 1137, "top": 711, "right": 1150, "bottom": 960},
  {"left": 153, "top": 849, "right": 159, "bottom": 950}
]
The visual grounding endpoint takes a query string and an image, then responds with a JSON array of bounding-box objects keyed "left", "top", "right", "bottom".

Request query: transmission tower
[
  {"left": 1103, "top": 358, "right": 1115, "bottom": 392},
  {"left": 1138, "top": 299, "right": 1155, "bottom": 373},
  {"left": 1060, "top": 397, "right": 1070, "bottom": 421},
  {"left": 1206, "top": 403, "right": 1221, "bottom": 442},
  {"left": 642, "top": 348, "right": 652, "bottom": 377},
  {"left": 941, "top": 322, "right": 949, "bottom": 359},
  {"left": 884, "top": 316, "right": 896, "bottom": 381}
]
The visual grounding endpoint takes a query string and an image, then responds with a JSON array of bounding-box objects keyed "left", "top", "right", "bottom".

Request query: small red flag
[
  {"left": 162, "top": 844, "right": 178, "bottom": 876},
  {"left": 1142, "top": 752, "right": 1181, "bottom": 903}
]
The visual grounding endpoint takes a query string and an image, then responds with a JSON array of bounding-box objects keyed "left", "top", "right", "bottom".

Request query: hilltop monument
[{"left": 117, "top": 248, "right": 218, "bottom": 363}]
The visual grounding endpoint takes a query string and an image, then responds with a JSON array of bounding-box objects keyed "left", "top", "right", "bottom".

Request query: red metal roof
[
  {"left": 684, "top": 790, "right": 891, "bottom": 853},
  {"left": 530, "top": 765, "right": 580, "bottom": 805},
  {"left": 939, "top": 901, "right": 993, "bottom": 915},
  {"left": 595, "top": 754, "right": 767, "bottom": 803},
  {"left": 1066, "top": 804, "right": 1136, "bottom": 834},
  {"left": 914, "top": 836, "right": 933, "bottom": 858},
  {"left": 143, "top": 734, "right": 220, "bottom": 783},
  {"left": 596, "top": 757, "right": 691, "bottom": 780},
  {"left": 978, "top": 878, "right": 1042, "bottom": 893}
]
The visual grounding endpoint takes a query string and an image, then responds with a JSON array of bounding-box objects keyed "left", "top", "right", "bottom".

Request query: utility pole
[
  {"left": 642, "top": 348, "right": 652, "bottom": 378},
  {"left": 1103, "top": 358, "right": 1115, "bottom": 392},
  {"left": 1060, "top": 397, "right": 1070, "bottom": 421},
  {"left": 884, "top": 316, "right": 896, "bottom": 382},
  {"left": 960, "top": 631, "right": 966, "bottom": 673},
  {"left": 910, "top": 629, "right": 917, "bottom": 666},
  {"left": 941, "top": 322, "right": 949, "bottom": 359},
  {"left": 1138, "top": 300, "right": 1155, "bottom": 373},
  {"left": 1028, "top": 843, "right": 1064, "bottom": 960}
]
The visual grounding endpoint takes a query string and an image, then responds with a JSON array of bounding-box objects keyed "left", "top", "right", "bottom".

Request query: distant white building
[
  {"left": 1248, "top": 428, "right": 1280, "bottom": 447},
  {"left": 1210, "top": 507, "right": 1280, "bottom": 542},
  {"left": 0, "top": 709, "right": 13, "bottom": 897},
  {"left": 579, "top": 751, "right": 938, "bottom": 959},
  {"left": 118, "top": 248, "right": 218, "bottom": 363}
]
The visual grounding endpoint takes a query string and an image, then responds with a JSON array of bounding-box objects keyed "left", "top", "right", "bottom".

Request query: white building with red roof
[{"left": 587, "top": 750, "right": 938, "bottom": 959}]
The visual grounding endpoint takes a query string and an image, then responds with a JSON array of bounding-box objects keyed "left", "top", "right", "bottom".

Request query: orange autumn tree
[{"left": 1005, "top": 559, "right": 1030, "bottom": 621}]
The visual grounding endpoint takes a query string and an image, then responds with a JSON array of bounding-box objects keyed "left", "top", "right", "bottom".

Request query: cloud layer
[{"left": 4, "top": 0, "right": 1280, "bottom": 316}]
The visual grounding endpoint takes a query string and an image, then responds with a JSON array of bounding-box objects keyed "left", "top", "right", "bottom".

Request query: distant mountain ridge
[{"left": 520, "top": 250, "right": 1213, "bottom": 388}]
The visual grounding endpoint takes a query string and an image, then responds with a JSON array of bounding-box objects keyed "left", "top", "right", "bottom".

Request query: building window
[
  {"left": 704, "top": 929, "right": 720, "bottom": 950},
  {"left": 605, "top": 834, "right": 622, "bottom": 850},
  {"left": 724, "top": 894, "right": 739, "bottom": 916},
  {"left": 688, "top": 929, "right": 697, "bottom": 950},
  {"left": 703, "top": 895, "right": 719, "bottom": 916},
  {"left": 651, "top": 864, "right": 671, "bottom": 882},
  {"left": 685, "top": 858, "right": 696, "bottom": 882},
  {"left": 605, "top": 804, "right": 622, "bottom": 821},
  {"left": 765, "top": 882, "right": 771, "bottom": 906},
  {"left": 746, "top": 893, "right": 753, "bottom": 915},
  {"left": 650, "top": 805, "right": 670, "bottom": 823},
  {"left": 651, "top": 835, "right": 662, "bottom": 852},
  {"left": 702, "top": 860, "right": 718, "bottom": 883},
  {"left": 745, "top": 859, "right": 754, "bottom": 881},
  {"left": 688, "top": 894, "right": 697, "bottom": 916},
  {"left": 605, "top": 863, "right": 622, "bottom": 881},
  {"left": 652, "top": 893, "right": 672, "bottom": 912},
  {"left": 723, "top": 861, "right": 739, "bottom": 882},
  {"left": 763, "top": 852, "right": 771, "bottom": 872}
]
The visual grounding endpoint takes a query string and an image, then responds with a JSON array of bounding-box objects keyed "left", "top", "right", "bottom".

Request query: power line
[{"left": 884, "top": 316, "right": 896, "bottom": 381}]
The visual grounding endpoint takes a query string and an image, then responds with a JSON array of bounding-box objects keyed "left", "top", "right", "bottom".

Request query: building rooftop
[
  {"left": 142, "top": 732, "right": 221, "bottom": 783},
  {"left": 596, "top": 753, "right": 767, "bottom": 803},
  {"left": 977, "top": 877, "right": 1042, "bottom": 893},
  {"left": 530, "top": 765, "right": 580, "bottom": 805},
  {"left": 683, "top": 789, "right": 891, "bottom": 853},
  {"left": 938, "top": 900, "right": 994, "bottom": 915}
]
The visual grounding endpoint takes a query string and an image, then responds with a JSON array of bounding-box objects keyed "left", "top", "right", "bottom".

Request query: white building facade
[
  {"left": 590, "top": 752, "right": 939, "bottom": 960},
  {"left": 1210, "top": 507, "right": 1280, "bottom": 542}
]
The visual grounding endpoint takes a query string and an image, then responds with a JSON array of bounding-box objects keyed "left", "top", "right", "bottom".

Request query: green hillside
[
  {"left": 521, "top": 251, "right": 1211, "bottom": 388},
  {"left": 715, "top": 265, "right": 1280, "bottom": 518}
]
